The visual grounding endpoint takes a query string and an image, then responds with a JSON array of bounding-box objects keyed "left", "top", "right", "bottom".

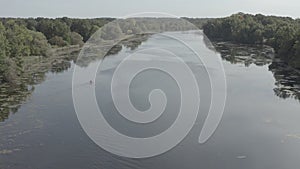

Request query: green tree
[
  {"left": 0, "top": 22, "right": 7, "bottom": 82},
  {"left": 69, "top": 32, "right": 84, "bottom": 46},
  {"left": 37, "top": 19, "right": 70, "bottom": 42},
  {"left": 49, "top": 36, "right": 67, "bottom": 47},
  {"left": 5, "top": 20, "right": 33, "bottom": 57},
  {"left": 70, "top": 20, "right": 92, "bottom": 41},
  {"left": 29, "top": 30, "right": 50, "bottom": 56},
  {"left": 0, "top": 22, "right": 20, "bottom": 84},
  {"left": 203, "top": 13, "right": 300, "bottom": 69},
  {"left": 0, "top": 22, "right": 6, "bottom": 57},
  {"left": 100, "top": 23, "right": 123, "bottom": 40}
]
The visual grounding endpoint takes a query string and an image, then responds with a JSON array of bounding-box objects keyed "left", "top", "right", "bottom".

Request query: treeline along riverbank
[
  {"left": 203, "top": 13, "right": 300, "bottom": 69},
  {"left": 0, "top": 17, "right": 114, "bottom": 84},
  {"left": 0, "top": 17, "right": 209, "bottom": 84}
]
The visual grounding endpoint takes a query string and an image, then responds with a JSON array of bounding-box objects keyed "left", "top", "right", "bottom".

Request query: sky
[{"left": 1, "top": 0, "right": 300, "bottom": 18}]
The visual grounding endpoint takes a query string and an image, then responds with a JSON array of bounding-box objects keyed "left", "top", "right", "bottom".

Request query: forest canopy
[
  {"left": 0, "top": 17, "right": 113, "bottom": 83},
  {"left": 203, "top": 13, "right": 300, "bottom": 69}
]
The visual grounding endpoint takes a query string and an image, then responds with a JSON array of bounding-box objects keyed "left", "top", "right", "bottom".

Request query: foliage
[
  {"left": 49, "top": 36, "right": 67, "bottom": 47},
  {"left": 36, "top": 19, "right": 70, "bottom": 41},
  {"left": 70, "top": 18, "right": 113, "bottom": 41},
  {"left": 0, "top": 22, "right": 6, "bottom": 58},
  {"left": 5, "top": 20, "right": 32, "bottom": 57},
  {"left": 69, "top": 32, "right": 84, "bottom": 46},
  {"left": 29, "top": 30, "right": 50, "bottom": 56},
  {"left": 0, "top": 17, "right": 113, "bottom": 83},
  {"left": 203, "top": 13, "right": 300, "bottom": 69},
  {"left": 0, "top": 22, "right": 9, "bottom": 83}
]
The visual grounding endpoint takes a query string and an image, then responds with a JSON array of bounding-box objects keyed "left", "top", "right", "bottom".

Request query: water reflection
[
  {"left": 213, "top": 42, "right": 274, "bottom": 66},
  {"left": 0, "top": 34, "right": 150, "bottom": 122},
  {"left": 1, "top": 31, "right": 300, "bottom": 169},
  {"left": 75, "top": 34, "right": 151, "bottom": 67},
  {"left": 269, "top": 61, "right": 300, "bottom": 101},
  {"left": 106, "top": 34, "right": 150, "bottom": 56},
  {"left": 2, "top": 35, "right": 300, "bottom": 122},
  {"left": 0, "top": 49, "right": 79, "bottom": 122},
  {"left": 212, "top": 42, "right": 300, "bottom": 102}
]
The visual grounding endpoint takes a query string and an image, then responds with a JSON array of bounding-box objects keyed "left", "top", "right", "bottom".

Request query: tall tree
[
  {"left": 29, "top": 30, "right": 50, "bottom": 56},
  {"left": 5, "top": 20, "right": 32, "bottom": 57}
]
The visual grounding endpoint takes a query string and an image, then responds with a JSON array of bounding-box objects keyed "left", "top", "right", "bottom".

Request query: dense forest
[
  {"left": 0, "top": 17, "right": 114, "bottom": 84},
  {"left": 203, "top": 13, "right": 300, "bottom": 69}
]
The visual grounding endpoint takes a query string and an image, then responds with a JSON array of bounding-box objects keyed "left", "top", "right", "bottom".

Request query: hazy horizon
[{"left": 1, "top": 0, "right": 300, "bottom": 19}]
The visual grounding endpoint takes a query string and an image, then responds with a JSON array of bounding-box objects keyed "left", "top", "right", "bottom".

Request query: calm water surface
[{"left": 1, "top": 32, "right": 300, "bottom": 169}]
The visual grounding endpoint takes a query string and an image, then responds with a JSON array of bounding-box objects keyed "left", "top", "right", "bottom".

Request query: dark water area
[{"left": 0, "top": 31, "right": 300, "bottom": 169}]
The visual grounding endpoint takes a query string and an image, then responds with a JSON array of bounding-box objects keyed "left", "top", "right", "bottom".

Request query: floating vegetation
[
  {"left": 270, "top": 61, "right": 300, "bottom": 101},
  {"left": 286, "top": 134, "right": 300, "bottom": 140},
  {"left": 236, "top": 156, "right": 247, "bottom": 159},
  {"left": 76, "top": 33, "right": 150, "bottom": 67},
  {"left": 213, "top": 42, "right": 300, "bottom": 102},
  {"left": 0, "top": 148, "right": 21, "bottom": 155},
  {"left": 213, "top": 42, "right": 274, "bottom": 67}
]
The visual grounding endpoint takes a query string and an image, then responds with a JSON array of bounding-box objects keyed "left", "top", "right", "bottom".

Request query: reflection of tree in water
[
  {"left": 50, "top": 58, "right": 72, "bottom": 73},
  {"left": 213, "top": 42, "right": 274, "bottom": 67},
  {"left": 212, "top": 42, "right": 300, "bottom": 102},
  {"left": 0, "top": 49, "right": 79, "bottom": 122},
  {"left": 0, "top": 35, "right": 149, "bottom": 122},
  {"left": 0, "top": 83, "right": 36, "bottom": 122},
  {"left": 269, "top": 61, "right": 300, "bottom": 101},
  {"left": 107, "top": 33, "right": 149, "bottom": 55},
  {"left": 120, "top": 34, "right": 149, "bottom": 51},
  {"left": 77, "top": 33, "right": 150, "bottom": 67},
  {"left": 76, "top": 18, "right": 198, "bottom": 67},
  {"left": 106, "top": 34, "right": 149, "bottom": 56}
]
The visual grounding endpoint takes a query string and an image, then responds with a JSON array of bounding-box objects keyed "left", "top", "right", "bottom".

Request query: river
[{"left": 1, "top": 31, "right": 300, "bottom": 169}]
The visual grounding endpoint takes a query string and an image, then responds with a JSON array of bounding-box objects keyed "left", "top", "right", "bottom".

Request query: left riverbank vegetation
[
  {"left": 0, "top": 17, "right": 114, "bottom": 84},
  {"left": 0, "top": 17, "right": 208, "bottom": 121},
  {"left": 0, "top": 17, "right": 113, "bottom": 121},
  {"left": 0, "top": 17, "right": 209, "bottom": 84}
]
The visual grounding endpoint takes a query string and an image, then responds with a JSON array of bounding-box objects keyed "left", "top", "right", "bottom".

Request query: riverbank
[
  {"left": 203, "top": 13, "right": 300, "bottom": 70},
  {"left": 0, "top": 45, "right": 81, "bottom": 122}
]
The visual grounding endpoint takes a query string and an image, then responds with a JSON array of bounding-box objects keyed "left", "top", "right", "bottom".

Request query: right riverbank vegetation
[{"left": 203, "top": 12, "right": 300, "bottom": 69}]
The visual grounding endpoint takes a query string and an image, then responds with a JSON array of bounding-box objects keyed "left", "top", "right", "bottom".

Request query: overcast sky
[{"left": 1, "top": 0, "right": 300, "bottom": 18}]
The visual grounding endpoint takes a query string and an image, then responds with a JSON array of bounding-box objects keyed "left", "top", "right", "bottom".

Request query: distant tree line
[{"left": 203, "top": 13, "right": 300, "bottom": 69}]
